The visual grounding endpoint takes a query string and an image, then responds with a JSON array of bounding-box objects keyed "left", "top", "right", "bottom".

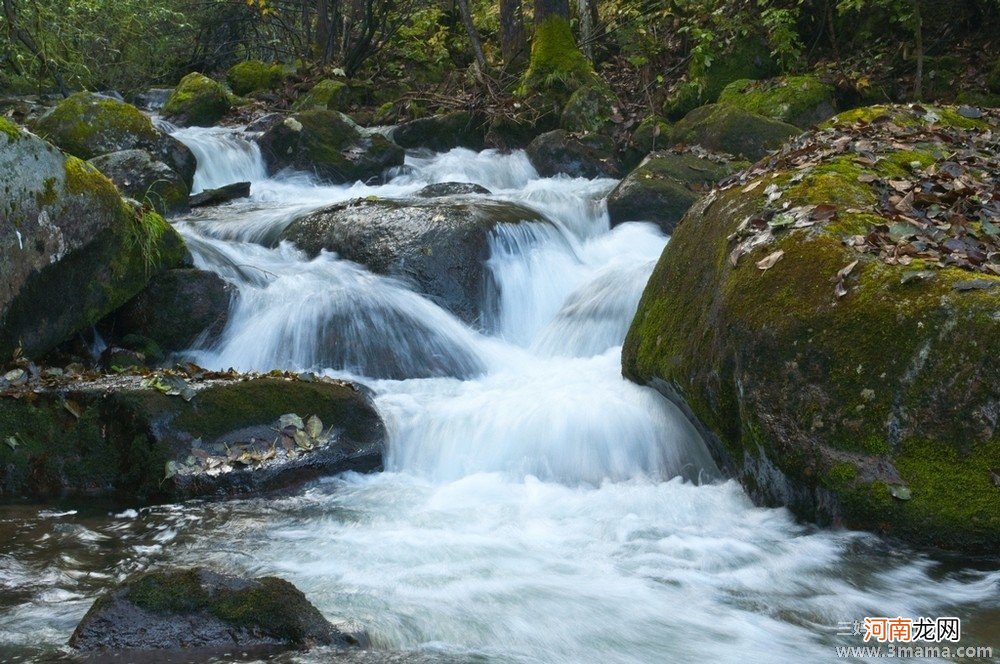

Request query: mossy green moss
[
  {"left": 210, "top": 577, "right": 315, "bottom": 641},
  {"left": 519, "top": 16, "right": 599, "bottom": 102},
  {"left": 824, "top": 104, "right": 987, "bottom": 130},
  {"left": 631, "top": 116, "right": 672, "bottom": 154},
  {"left": 163, "top": 73, "right": 234, "bottom": 127},
  {"left": 293, "top": 79, "right": 349, "bottom": 111},
  {"left": 560, "top": 84, "right": 619, "bottom": 135},
  {"left": 226, "top": 60, "right": 285, "bottom": 96},
  {"left": 671, "top": 104, "right": 800, "bottom": 160},
  {"left": 718, "top": 76, "right": 836, "bottom": 128},
  {"left": 32, "top": 93, "right": 160, "bottom": 160},
  {"left": 0, "top": 117, "right": 20, "bottom": 140},
  {"left": 128, "top": 569, "right": 209, "bottom": 613}
]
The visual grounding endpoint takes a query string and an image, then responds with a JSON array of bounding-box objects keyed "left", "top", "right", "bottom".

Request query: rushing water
[{"left": 1, "top": 126, "right": 997, "bottom": 663}]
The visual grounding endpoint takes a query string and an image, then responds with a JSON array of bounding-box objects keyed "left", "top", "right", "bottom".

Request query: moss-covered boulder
[
  {"left": 607, "top": 150, "right": 742, "bottom": 233},
  {"left": 163, "top": 73, "right": 234, "bottom": 127},
  {"left": 629, "top": 115, "right": 672, "bottom": 157},
  {"left": 718, "top": 75, "right": 837, "bottom": 129},
  {"left": 257, "top": 111, "right": 403, "bottom": 184},
  {"left": 292, "top": 78, "right": 349, "bottom": 111},
  {"left": 623, "top": 105, "right": 1000, "bottom": 554},
  {"left": 0, "top": 371, "right": 385, "bottom": 500},
  {"left": 526, "top": 129, "right": 621, "bottom": 179},
  {"left": 671, "top": 104, "right": 800, "bottom": 161},
  {"left": 70, "top": 568, "right": 358, "bottom": 651},
  {"left": 31, "top": 92, "right": 196, "bottom": 187},
  {"left": 226, "top": 60, "right": 286, "bottom": 96},
  {"left": 392, "top": 111, "right": 486, "bottom": 152},
  {"left": 88, "top": 150, "right": 190, "bottom": 216},
  {"left": 0, "top": 122, "right": 187, "bottom": 361},
  {"left": 280, "top": 197, "right": 545, "bottom": 330},
  {"left": 109, "top": 269, "right": 234, "bottom": 353},
  {"left": 560, "top": 84, "right": 620, "bottom": 135}
]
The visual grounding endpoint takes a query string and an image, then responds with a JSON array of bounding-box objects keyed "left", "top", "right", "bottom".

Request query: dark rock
[
  {"left": 415, "top": 182, "right": 491, "bottom": 198},
  {"left": 280, "top": 197, "right": 545, "bottom": 325},
  {"left": 88, "top": 149, "right": 190, "bottom": 216},
  {"left": 111, "top": 269, "right": 234, "bottom": 353},
  {"left": 526, "top": 130, "right": 621, "bottom": 178},
  {"left": 133, "top": 88, "right": 174, "bottom": 111},
  {"left": 392, "top": 112, "right": 485, "bottom": 152},
  {"left": 190, "top": 181, "right": 251, "bottom": 207},
  {"left": 607, "top": 151, "right": 742, "bottom": 232},
  {"left": 0, "top": 373, "right": 385, "bottom": 500},
  {"left": 670, "top": 104, "right": 800, "bottom": 161},
  {"left": 99, "top": 346, "right": 146, "bottom": 371},
  {"left": 560, "top": 84, "right": 620, "bottom": 135},
  {"left": 70, "top": 568, "right": 356, "bottom": 652},
  {"left": 0, "top": 120, "right": 187, "bottom": 361},
  {"left": 257, "top": 111, "right": 404, "bottom": 184},
  {"left": 245, "top": 112, "right": 283, "bottom": 134}
]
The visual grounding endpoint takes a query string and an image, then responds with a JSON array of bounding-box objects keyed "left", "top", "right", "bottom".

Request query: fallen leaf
[
  {"left": 63, "top": 399, "right": 82, "bottom": 419},
  {"left": 757, "top": 250, "right": 785, "bottom": 271},
  {"left": 305, "top": 415, "right": 323, "bottom": 440},
  {"left": 279, "top": 413, "right": 305, "bottom": 430}
]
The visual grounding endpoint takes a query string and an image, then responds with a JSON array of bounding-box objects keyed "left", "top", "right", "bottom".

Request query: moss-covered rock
[
  {"left": 226, "top": 60, "right": 286, "bottom": 96},
  {"left": 718, "top": 76, "right": 837, "bottom": 129},
  {"left": 392, "top": 111, "right": 485, "bottom": 152},
  {"left": 607, "top": 151, "right": 743, "bottom": 233},
  {"left": 1, "top": 126, "right": 187, "bottom": 360},
  {"left": 629, "top": 115, "right": 672, "bottom": 156},
  {"left": 526, "top": 129, "right": 621, "bottom": 179},
  {"left": 622, "top": 105, "right": 1000, "bottom": 554},
  {"left": 70, "top": 568, "right": 357, "bottom": 651},
  {"left": 292, "top": 78, "right": 349, "bottom": 111},
  {"left": 0, "top": 373, "right": 385, "bottom": 500},
  {"left": 30, "top": 92, "right": 196, "bottom": 187},
  {"left": 163, "top": 72, "right": 234, "bottom": 127},
  {"left": 88, "top": 149, "right": 190, "bottom": 216},
  {"left": 671, "top": 104, "right": 800, "bottom": 161},
  {"left": 520, "top": 15, "right": 599, "bottom": 106},
  {"left": 257, "top": 110, "right": 404, "bottom": 184},
  {"left": 560, "top": 84, "right": 620, "bottom": 135}
]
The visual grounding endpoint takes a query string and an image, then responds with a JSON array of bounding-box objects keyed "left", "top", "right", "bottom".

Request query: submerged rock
[
  {"left": 70, "top": 568, "right": 357, "bottom": 651},
  {"left": 415, "top": 182, "right": 491, "bottom": 198},
  {"left": 526, "top": 129, "right": 621, "bottom": 179},
  {"left": 0, "top": 371, "right": 385, "bottom": 500},
  {"left": 89, "top": 149, "right": 190, "bottom": 216},
  {"left": 31, "top": 92, "right": 196, "bottom": 187},
  {"left": 392, "top": 111, "right": 485, "bottom": 152},
  {"left": 623, "top": 105, "right": 1000, "bottom": 554},
  {"left": 190, "top": 181, "right": 251, "bottom": 207},
  {"left": 163, "top": 72, "right": 234, "bottom": 127},
  {"left": 257, "top": 110, "right": 403, "bottom": 184},
  {"left": 718, "top": 75, "right": 837, "bottom": 129},
  {"left": 607, "top": 150, "right": 742, "bottom": 232},
  {"left": 280, "top": 197, "right": 545, "bottom": 325},
  {"left": 671, "top": 104, "right": 799, "bottom": 161},
  {"left": 0, "top": 120, "right": 187, "bottom": 360}
]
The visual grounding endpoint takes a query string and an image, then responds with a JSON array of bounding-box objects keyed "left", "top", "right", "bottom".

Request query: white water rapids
[{"left": 0, "top": 125, "right": 997, "bottom": 663}]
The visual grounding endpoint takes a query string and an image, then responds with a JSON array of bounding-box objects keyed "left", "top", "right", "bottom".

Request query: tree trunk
[
  {"left": 456, "top": 0, "right": 488, "bottom": 76},
  {"left": 316, "top": 0, "right": 331, "bottom": 62},
  {"left": 912, "top": 0, "right": 923, "bottom": 100},
  {"left": 500, "top": 0, "right": 526, "bottom": 66},
  {"left": 576, "top": 0, "right": 593, "bottom": 60},
  {"left": 534, "top": 0, "right": 569, "bottom": 24}
]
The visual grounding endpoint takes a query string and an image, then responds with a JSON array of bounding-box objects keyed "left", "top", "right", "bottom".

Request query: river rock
[
  {"left": 133, "top": 88, "right": 174, "bottom": 111},
  {"left": 190, "top": 181, "right": 252, "bottom": 207},
  {"left": 622, "top": 105, "right": 1000, "bottom": 554},
  {"left": 0, "top": 371, "right": 385, "bottom": 500},
  {"left": 257, "top": 110, "right": 403, "bottom": 184},
  {"left": 718, "top": 75, "right": 837, "bottom": 129},
  {"left": 163, "top": 72, "right": 234, "bottom": 127},
  {"left": 70, "top": 568, "right": 356, "bottom": 652},
  {"left": 31, "top": 92, "right": 196, "bottom": 187},
  {"left": 606, "top": 151, "right": 742, "bottom": 232},
  {"left": 89, "top": 149, "right": 190, "bottom": 216},
  {"left": 292, "top": 78, "right": 349, "bottom": 112},
  {"left": 670, "top": 104, "right": 800, "bottom": 161},
  {"left": 526, "top": 130, "right": 621, "bottom": 178},
  {"left": 110, "top": 269, "right": 234, "bottom": 353},
  {"left": 280, "top": 197, "right": 545, "bottom": 325},
  {"left": 415, "top": 182, "right": 491, "bottom": 198},
  {"left": 392, "top": 111, "right": 485, "bottom": 152},
  {"left": 560, "top": 84, "right": 620, "bottom": 135},
  {"left": 226, "top": 60, "right": 286, "bottom": 96},
  {"left": 0, "top": 121, "right": 187, "bottom": 360}
]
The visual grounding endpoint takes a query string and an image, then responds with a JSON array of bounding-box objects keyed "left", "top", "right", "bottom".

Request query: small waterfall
[{"left": 171, "top": 125, "right": 268, "bottom": 193}]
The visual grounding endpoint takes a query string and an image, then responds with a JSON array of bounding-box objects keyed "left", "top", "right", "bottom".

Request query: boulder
[
  {"left": 607, "top": 151, "right": 742, "bottom": 232},
  {"left": 671, "top": 104, "right": 800, "bottom": 161},
  {"left": 133, "top": 88, "right": 173, "bottom": 111},
  {"left": 226, "top": 60, "right": 285, "bottom": 96},
  {"left": 70, "top": 568, "right": 357, "bottom": 651},
  {"left": 31, "top": 92, "right": 196, "bottom": 187},
  {"left": 257, "top": 111, "right": 403, "bottom": 184},
  {"left": 163, "top": 72, "right": 234, "bottom": 127},
  {"left": 392, "top": 111, "right": 485, "bottom": 152},
  {"left": 245, "top": 112, "right": 284, "bottom": 134},
  {"left": 110, "top": 269, "right": 234, "bottom": 353},
  {"left": 88, "top": 149, "right": 190, "bottom": 216},
  {"left": 415, "top": 182, "right": 491, "bottom": 198},
  {"left": 190, "top": 181, "right": 252, "bottom": 207},
  {"left": 0, "top": 121, "right": 187, "bottom": 360},
  {"left": 292, "top": 78, "right": 349, "bottom": 112},
  {"left": 718, "top": 75, "right": 837, "bottom": 129},
  {"left": 622, "top": 105, "right": 1000, "bottom": 554},
  {"left": 526, "top": 130, "right": 621, "bottom": 178},
  {"left": 560, "top": 84, "right": 620, "bottom": 135},
  {"left": 0, "top": 371, "right": 385, "bottom": 500},
  {"left": 629, "top": 115, "right": 672, "bottom": 155},
  {"left": 280, "top": 197, "right": 545, "bottom": 325}
]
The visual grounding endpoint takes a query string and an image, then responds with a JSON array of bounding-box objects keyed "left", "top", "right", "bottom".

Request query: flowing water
[{"left": 1, "top": 126, "right": 997, "bottom": 663}]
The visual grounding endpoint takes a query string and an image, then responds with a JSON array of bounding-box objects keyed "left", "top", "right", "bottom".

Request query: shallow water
[{"left": 1, "top": 126, "right": 997, "bottom": 663}]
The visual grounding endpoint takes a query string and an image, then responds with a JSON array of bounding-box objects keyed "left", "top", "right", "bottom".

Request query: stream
[{"left": 0, "top": 125, "right": 997, "bottom": 663}]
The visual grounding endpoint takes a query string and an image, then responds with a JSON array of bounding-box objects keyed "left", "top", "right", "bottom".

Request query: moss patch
[
  {"left": 226, "top": 60, "right": 285, "bottom": 96},
  {"left": 163, "top": 73, "right": 234, "bottom": 127},
  {"left": 718, "top": 76, "right": 836, "bottom": 128},
  {"left": 519, "top": 16, "right": 599, "bottom": 102},
  {"left": 31, "top": 93, "right": 160, "bottom": 160},
  {"left": 293, "top": 79, "right": 349, "bottom": 112}
]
